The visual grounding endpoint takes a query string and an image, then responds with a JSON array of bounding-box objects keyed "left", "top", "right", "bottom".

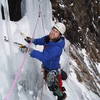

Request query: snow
[
  {"left": 59, "top": 4, "right": 65, "bottom": 8},
  {"left": 70, "top": 3, "right": 74, "bottom": 7},
  {"left": 0, "top": 0, "right": 100, "bottom": 100},
  {"left": 82, "top": 49, "right": 91, "bottom": 68},
  {"left": 96, "top": 63, "right": 100, "bottom": 73}
]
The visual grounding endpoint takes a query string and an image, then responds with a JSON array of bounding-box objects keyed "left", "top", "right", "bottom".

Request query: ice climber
[{"left": 20, "top": 22, "right": 67, "bottom": 100}]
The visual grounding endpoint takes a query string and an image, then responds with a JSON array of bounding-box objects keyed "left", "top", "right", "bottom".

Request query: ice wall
[{"left": 0, "top": 0, "right": 53, "bottom": 100}]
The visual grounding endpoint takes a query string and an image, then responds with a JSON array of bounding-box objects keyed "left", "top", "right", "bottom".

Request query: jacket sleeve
[
  {"left": 32, "top": 35, "right": 48, "bottom": 45},
  {"left": 29, "top": 46, "right": 61, "bottom": 62}
]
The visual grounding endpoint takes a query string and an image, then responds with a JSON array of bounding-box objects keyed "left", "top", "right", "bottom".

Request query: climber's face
[{"left": 49, "top": 28, "right": 61, "bottom": 40}]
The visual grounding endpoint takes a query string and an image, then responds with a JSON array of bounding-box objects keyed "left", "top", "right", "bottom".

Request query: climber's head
[{"left": 49, "top": 22, "right": 66, "bottom": 41}]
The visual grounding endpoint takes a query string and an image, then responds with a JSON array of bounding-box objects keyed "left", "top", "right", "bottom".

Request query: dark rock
[{"left": 8, "top": 0, "right": 22, "bottom": 21}]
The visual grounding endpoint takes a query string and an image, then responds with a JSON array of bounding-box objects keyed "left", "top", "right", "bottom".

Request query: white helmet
[{"left": 53, "top": 22, "right": 66, "bottom": 35}]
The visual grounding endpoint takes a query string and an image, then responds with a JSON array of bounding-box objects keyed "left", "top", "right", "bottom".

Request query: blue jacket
[{"left": 29, "top": 35, "right": 65, "bottom": 70}]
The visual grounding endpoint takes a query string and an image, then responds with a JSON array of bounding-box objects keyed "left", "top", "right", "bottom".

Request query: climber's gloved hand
[
  {"left": 19, "top": 44, "right": 34, "bottom": 53},
  {"left": 24, "top": 36, "right": 32, "bottom": 43},
  {"left": 19, "top": 45, "right": 28, "bottom": 53}
]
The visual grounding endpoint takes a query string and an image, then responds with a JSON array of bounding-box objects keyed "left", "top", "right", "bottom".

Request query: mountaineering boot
[
  {"left": 62, "top": 87, "right": 66, "bottom": 92},
  {"left": 57, "top": 92, "right": 67, "bottom": 100}
]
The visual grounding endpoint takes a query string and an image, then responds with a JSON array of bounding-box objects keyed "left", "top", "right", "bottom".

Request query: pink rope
[
  {"left": 4, "top": 16, "right": 39, "bottom": 100},
  {"left": 4, "top": 53, "right": 27, "bottom": 100}
]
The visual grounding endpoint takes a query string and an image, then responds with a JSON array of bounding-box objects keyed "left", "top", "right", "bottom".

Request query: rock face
[{"left": 50, "top": 0, "right": 100, "bottom": 97}]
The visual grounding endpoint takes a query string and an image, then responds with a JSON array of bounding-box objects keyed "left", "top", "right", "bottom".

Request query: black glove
[
  {"left": 24, "top": 37, "right": 32, "bottom": 43},
  {"left": 19, "top": 45, "right": 28, "bottom": 53}
]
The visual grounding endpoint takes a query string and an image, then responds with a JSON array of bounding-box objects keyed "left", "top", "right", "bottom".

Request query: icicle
[
  {"left": 3, "top": 0, "right": 14, "bottom": 50},
  {"left": 2, "top": 0, "right": 16, "bottom": 81},
  {"left": 0, "top": 4, "right": 2, "bottom": 19}
]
